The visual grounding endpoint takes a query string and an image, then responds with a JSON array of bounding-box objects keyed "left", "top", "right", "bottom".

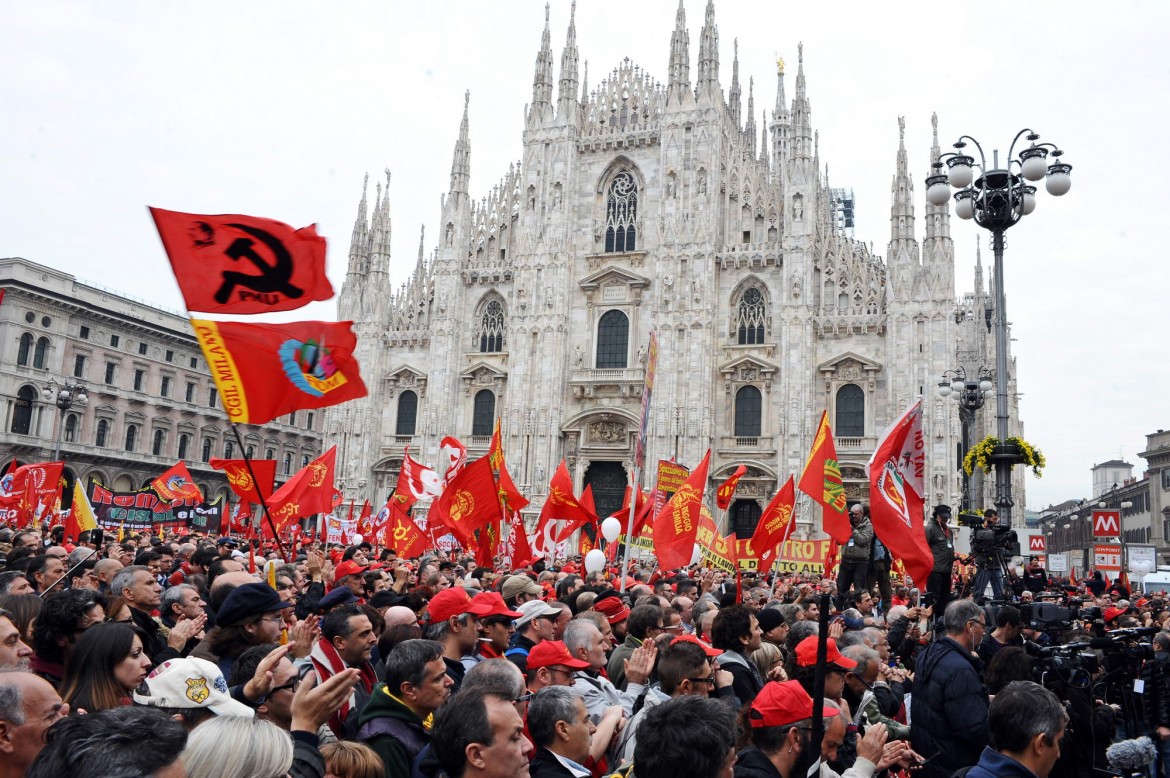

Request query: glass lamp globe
[
  {"left": 1019, "top": 148, "right": 1048, "bottom": 181},
  {"left": 1046, "top": 163, "right": 1072, "bottom": 196},
  {"left": 978, "top": 379, "right": 993, "bottom": 392},
  {"left": 951, "top": 380, "right": 964, "bottom": 393},
  {"left": 1020, "top": 186, "right": 1037, "bottom": 215},
  {"left": 41, "top": 386, "right": 53, "bottom": 400},
  {"left": 947, "top": 155, "right": 974, "bottom": 188},
  {"left": 925, "top": 174, "right": 951, "bottom": 206},
  {"left": 984, "top": 389, "right": 995, "bottom": 399},
  {"left": 954, "top": 190, "right": 976, "bottom": 220},
  {"left": 937, "top": 382, "right": 952, "bottom": 398},
  {"left": 76, "top": 390, "right": 89, "bottom": 404}
]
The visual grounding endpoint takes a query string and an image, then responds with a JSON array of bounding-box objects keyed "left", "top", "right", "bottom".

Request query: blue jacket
[
  {"left": 966, "top": 747, "right": 1038, "bottom": 778},
  {"left": 909, "top": 636, "right": 988, "bottom": 778}
]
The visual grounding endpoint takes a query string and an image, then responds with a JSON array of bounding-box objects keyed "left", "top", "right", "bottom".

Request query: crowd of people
[{"left": 0, "top": 503, "right": 1168, "bottom": 778}]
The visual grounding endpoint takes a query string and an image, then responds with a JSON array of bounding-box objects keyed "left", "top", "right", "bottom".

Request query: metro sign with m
[
  {"left": 1028, "top": 535, "right": 1046, "bottom": 553},
  {"left": 1092, "top": 510, "right": 1121, "bottom": 538}
]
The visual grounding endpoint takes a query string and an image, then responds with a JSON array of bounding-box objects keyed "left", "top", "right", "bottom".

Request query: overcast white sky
[{"left": 4, "top": 1, "right": 1167, "bottom": 511}]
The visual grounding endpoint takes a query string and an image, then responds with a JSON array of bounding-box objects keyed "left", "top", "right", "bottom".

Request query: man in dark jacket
[
  {"left": 606, "top": 604, "right": 662, "bottom": 691},
  {"left": 734, "top": 681, "right": 844, "bottom": 778},
  {"left": 711, "top": 605, "right": 765, "bottom": 707},
  {"left": 910, "top": 599, "right": 990, "bottom": 778},
  {"left": 357, "top": 639, "right": 453, "bottom": 778},
  {"left": 837, "top": 505, "right": 874, "bottom": 609},
  {"left": 924, "top": 505, "right": 955, "bottom": 611},
  {"left": 967, "top": 681, "right": 1066, "bottom": 778},
  {"left": 527, "top": 686, "right": 595, "bottom": 778}
]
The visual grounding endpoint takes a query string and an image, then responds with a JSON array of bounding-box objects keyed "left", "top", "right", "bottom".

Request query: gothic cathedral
[{"left": 326, "top": 1, "right": 1025, "bottom": 539}]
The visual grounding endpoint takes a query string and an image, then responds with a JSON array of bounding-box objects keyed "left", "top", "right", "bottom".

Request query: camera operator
[
  {"left": 837, "top": 504, "right": 873, "bottom": 610},
  {"left": 1141, "top": 630, "right": 1170, "bottom": 776},
  {"left": 924, "top": 505, "right": 955, "bottom": 612},
  {"left": 971, "top": 509, "right": 1007, "bottom": 602}
]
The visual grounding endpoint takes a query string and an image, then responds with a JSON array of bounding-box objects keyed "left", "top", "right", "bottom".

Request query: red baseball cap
[
  {"left": 475, "top": 591, "right": 523, "bottom": 619},
  {"left": 749, "top": 681, "right": 839, "bottom": 728},
  {"left": 1103, "top": 606, "right": 1126, "bottom": 623},
  {"left": 333, "top": 560, "right": 370, "bottom": 583},
  {"left": 670, "top": 633, "right": 723, "bottom": 657},
  {"left": 795, "top": 636, "right": 857, "bottom": 670},
  {"left": 527, "top": 640, "right": 591, "bottom": 671},
  {"left": 427, "top": 588, "right": 494, "bottom": 624},
  {"left": 594, "top": 597, "right": 631, "bottom": 625}
]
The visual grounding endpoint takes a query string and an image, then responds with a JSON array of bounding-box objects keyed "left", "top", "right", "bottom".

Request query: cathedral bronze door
[{"left": 584, "top": 461, "right": 628, "bottom": 521}]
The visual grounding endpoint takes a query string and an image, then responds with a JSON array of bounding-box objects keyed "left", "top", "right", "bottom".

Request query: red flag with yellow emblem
[
  {"left": 651, "top": 450, "right": 711, "bottom": 570},
  {"left": 797, "top": 411, "right": 850, "bottom": 544},
  {"left": 750, "top": 476, "right": 797, "bottom": 570},
  {"left": 716, "top": 465, "right": 748, "bottom": 511},
  {"left": 152, "top": 462, "right": 204, "bottom": 503},
  {"left": 384, "top": 502, "right": 429, "bottom": 558},
  {"left": 264, "top": 446, "right": 337, "bottom": 533},
  {"left": 489, "top": 419, "right": 528, "bottom": 512},
  {"left": 211, "top": 458, "right": 277, "bottom": 504},
  {"left": 427, "top": 456, "right": 501, "bottom": 546},
  {"left": 534, "top": 460, "right": 596, "bottom": 545}
]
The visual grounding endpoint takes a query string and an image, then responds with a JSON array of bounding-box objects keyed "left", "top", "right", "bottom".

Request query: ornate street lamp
[
  {"left": 41, "top": 380, "right": 87, "bottom": 462},
  {"left": 937, "top": 366, "right": 994, "bottom": 510},
  {"left": 927, "top": 130, "right": 1071, "bottom": 525}
]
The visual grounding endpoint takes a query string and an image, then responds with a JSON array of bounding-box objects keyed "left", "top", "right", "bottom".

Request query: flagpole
[
  {"left": 228, "top": 423, "right": 289, "bottom": 560},
  {"left": 620, "top": 465, "right": 640, "bottom": 594}
]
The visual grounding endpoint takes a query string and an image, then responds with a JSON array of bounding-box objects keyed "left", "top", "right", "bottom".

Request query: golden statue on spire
[{"left": 776, "top": 56, "right": 785, "bottom": 75}]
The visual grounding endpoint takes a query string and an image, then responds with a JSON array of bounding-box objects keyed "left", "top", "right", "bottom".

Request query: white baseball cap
[{"left": 132, "top": 657, "right": 254, "bottom": 717}]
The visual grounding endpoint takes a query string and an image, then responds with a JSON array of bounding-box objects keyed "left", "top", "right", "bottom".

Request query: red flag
[
  {"left": 190, "top": 319, "right": 367, "bottom": 426},
  {"left": 265, "top": 446, "right": 337, "bottom": 533},
  {"left": 555, "top": 484, "right": 598, "bottom": 542},
  {"left": 0, "top": 462, "right": 65, "bottom": 528},
  {"left": 211, "top": 459, "right": 277, "bottom": 504},
  {"left": 716, "top": 465, "right": 748, "bottom": 511},
  {"left": 151, "top": 462, "right": 203, "bottom": 502},
  {"left": 428, "top": 456, "right": 502, "bottom": 546},
  {"left": 502, "top": 509, "right": 536, "bottom": 570},
  {"left": 440, "top": 436, "right": 468, "bottom": 486},
  {"left": 750, "top": 476, "right": 798, "bottom": 570},
  {"left": 579, "top": 524, "right": 597, "bottom": 557},
  {"left": 1068, "top": 567, "right": 1077, "bottom": 586},
  {"left": 149, "top": 207, "right": 332, "bottom": 314},
  {"left": 651, "top": 450, "right": 711, "bottom": 570},
  {"left": 535, "top": 461, "right": 596, "bottom": 544},
  {"left": 384, "top": 503, "right": 429, "bottom": 558},
  {"left": 798, "top": 411, "right": 850, "bottom": 544},
  {"left": 824, "top": 540, "right": 840, "bottom": 579},
  {"left": 357, "top": 500, "right": 373, "bottom": 536},
  {"left": 489, "top": 420, "right": 529, "bottom": 512},
  {"left": 866, "top": 401, "right": 933, "bottom": 588},
  {"left": 395, "top": 449, "right": 442, "bottom": 512}
]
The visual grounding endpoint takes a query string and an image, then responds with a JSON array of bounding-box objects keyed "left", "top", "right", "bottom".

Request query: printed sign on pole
[
  {"left": 1047, "top": 553, "right": 1068, "bottom": 573},
  {"left": 1093, "top": 544, "right": 1122, "bottom": 571},
  {"left": 1092, "top": 510, "right": 1121, "bottom": 538}
]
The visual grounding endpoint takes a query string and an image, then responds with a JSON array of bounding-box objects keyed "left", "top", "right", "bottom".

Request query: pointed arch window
[
  {"left": 11, "top": 385, "right": 35, "bottom": 434},
  {"left": 396, "top": 390, "right": 418, "bottom": 436},
  {"left": 734, "top": 385, "right": 762, "bottom": 437},
  {"left": 596, "top": 310, "right": 629, "bottom": 369},
  {"left": 604, "top": 171, "right": 638, "bottom": 253},
  {"left": 16, "top": 333, "right": 33, "bottom": 366},
  {"left": 477, "top": 299, "right": 505, "bottom": 353},
  {"left": 472, "top": 390, "right": 495, "bottom": 437},
  {"left": 33, "top": 337, "right": 49, "bottom": 369},
  {"left": 836, "top": 384, "right": 865, "bottom": 437},
  {"left": 96, "top": 419, "right": 110, "bottom": 448},
  {"left": 736, "top": 286, "right": 767, "bottom": 345}
]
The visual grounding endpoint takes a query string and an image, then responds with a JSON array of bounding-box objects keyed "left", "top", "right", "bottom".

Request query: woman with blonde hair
[
  {"left": 320, "top": 740, "right": 385, "bottom": 778},
  {"left": 183, "top": 716, "right": 293, "bottom": 778},
  {"left": 751, "top": 639, "right": 785, "bottom": 680}
]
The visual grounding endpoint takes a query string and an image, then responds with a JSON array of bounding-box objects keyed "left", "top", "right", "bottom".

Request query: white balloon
[
  {"left": 352, "top": 534, "right": 364, "bottom": 545},
  {"left": 601, "top": 517, "right": 622, "bottom": 543},
  {"left": 690, "top": 544, "right": 702, "bottom": 566},
  {"left": 584, "top": 548, "right": 607, "bottom": 574}
]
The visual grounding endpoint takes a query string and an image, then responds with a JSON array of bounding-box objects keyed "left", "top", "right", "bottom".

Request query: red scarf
[{"left": 309, "top": 638, "right": 376, "bottom": 736}]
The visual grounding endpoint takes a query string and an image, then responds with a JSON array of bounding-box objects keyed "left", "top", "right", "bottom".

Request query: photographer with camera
[
  {"left": 837, "top": 505, "right": 873, "bottom": 611},
  {"left": 924, "top": 505, "right": 956, "bottom": 612},
  {"left": 970, "top": 509, "right": 1011, "bottom": 602}
]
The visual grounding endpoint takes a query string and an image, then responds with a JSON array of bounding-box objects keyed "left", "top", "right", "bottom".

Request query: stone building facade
[
  {"left": 327, "top": 2, "right": 1025, "bottom": 537},
  {"left": 0, "top": 257, "right": 323, "bottom": 506}
]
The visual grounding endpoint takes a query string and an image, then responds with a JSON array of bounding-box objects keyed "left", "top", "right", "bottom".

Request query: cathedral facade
[{"left": 326, "top": 1, "right": 1026, "bottom": 538}]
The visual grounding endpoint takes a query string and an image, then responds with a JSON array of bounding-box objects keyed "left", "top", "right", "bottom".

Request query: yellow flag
[{"left": 71, "top": 481, "right": 98, "bottom": 532}]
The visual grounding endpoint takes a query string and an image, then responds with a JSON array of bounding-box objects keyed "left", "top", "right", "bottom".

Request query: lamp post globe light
[
  {"left": 937, "top": 366, "right": 994, "bottom": 511},
  {"left": 42, "top": 379, "right": 87, "bottom": 462},
  {"left": 926, "top": 130, "right": 1071, "bottom": 526}
]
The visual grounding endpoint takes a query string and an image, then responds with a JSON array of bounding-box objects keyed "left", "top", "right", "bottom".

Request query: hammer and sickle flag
[
  {"left": 264, "top": 446, "right": 337, "bottom": 533},
  {"left": 749, "top": 476, "right": 797, "bottom": 570},
  {"left": 716, "top": 464, "right": 748, "bottom": 510},
  {"left": 427, "top": 456, "right": 500, "bottom": 546},
  {"left": 191, "top": 319, "right": 367, "bottom": 427},
  {"left": 210, "top": 458, "right": 277, "bottom": 505},
  {"left": 385, "top": 502, "right": 429, "bottom": 558},
  {"left": 150, "top": 207, "right": 333, "bottom": 314}
]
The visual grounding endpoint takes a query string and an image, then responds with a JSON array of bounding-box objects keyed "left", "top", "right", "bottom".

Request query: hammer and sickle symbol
[{"left": 214, "top": 223, "right": 305, "bottom": 304}]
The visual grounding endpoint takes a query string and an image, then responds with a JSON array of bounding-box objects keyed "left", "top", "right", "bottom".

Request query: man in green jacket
[
  {"left": 606, "top": 604, "right": 663, "bottom": 690},
  {"left": 357, "top": 639, "right": 453, "bottom": 778}
]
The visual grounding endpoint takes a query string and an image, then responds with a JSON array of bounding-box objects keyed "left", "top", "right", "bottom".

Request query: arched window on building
[
  {"left": 734, "top": 385, "right": 762, "bottom": 438},
  {"left": 16, "top": 333, "right": 33, "bottom": 366},
  {"left": 283, "top": 452, "right": 292, "bottom": 474},
  {"left": 125, "top": 424, "right": 138, "bottom": 452},
  {"left": 735, "top": 285, "right": 767, "bottom": 345},
  {"left": 836, "top": 384, "right": 865, "bottom": 438},
  {"left": 245, "top": 445, "right": 255, "bottom": 460},
  {"left": 730, "top": 499, "right": 763, "bottom": 539},
  {"left": 396, "top": 390, "right": 418, "bottom": 436},
  {"left": 476, "top": 298, "right": 505, "bottom": 353},
  {"left": 604, "top": 171, "right": 638, "bottom": 253},
  {"left": 33, "top": 337, "right": 49, "bottom": 369},
  {"left": 472, "top": 390, "right": 495, "bottom": 437},
  {"left": 152, "top": 429, "right": 166, "bottom": 456},
  {"left": 11, "top": 385, "right": 35, "bottom": 434},
  {"left": 201, "top": 438, "right": 213, "bottom": 462},
  {"left": 96, "top": 419, "right": 109, "bottom": 448},
  {"left": 63, "top": 413, "right": 79, "bottom": 443},
  {"left": 224, "top": 441, "right": 234, "bottom": 459},
  {"left": 265, "top": 448, "right": 275, "bottom": 461},
  {"left": 595, "top": 310, "right": 629, "bottom": 369},
  {"left": 177, "top": 434, "right": 190, "bottom": 459}
]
